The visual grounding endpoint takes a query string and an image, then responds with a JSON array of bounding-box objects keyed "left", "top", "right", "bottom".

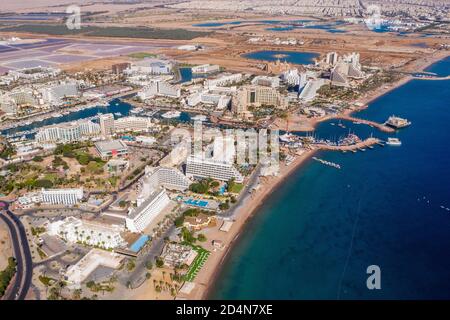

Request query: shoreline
[
  {"left": 181, "top": 149, "right": 317, "bottom": 300},
  {"left": 272, "top": 50, "right": 450, "bottom": 133},
  {"left": 186, "top": 50, "right": 449, "bottom": 301}
]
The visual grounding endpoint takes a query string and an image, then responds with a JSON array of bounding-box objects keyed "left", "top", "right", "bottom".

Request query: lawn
[
  {"left": 229, "top": 183, "right": 244, "bottom": 194},
  {"left": 183, "top": 246, "right": 210, "bottom": 282}
]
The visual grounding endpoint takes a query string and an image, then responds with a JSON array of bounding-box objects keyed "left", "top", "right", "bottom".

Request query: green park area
[{"left": 183, "top": 246, "right": 210, "bottom": 282}]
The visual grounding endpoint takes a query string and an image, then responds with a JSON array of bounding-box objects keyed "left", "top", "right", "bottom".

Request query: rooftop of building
[{"left": 94, "top": 139, "right": 128, "bottom": 153}]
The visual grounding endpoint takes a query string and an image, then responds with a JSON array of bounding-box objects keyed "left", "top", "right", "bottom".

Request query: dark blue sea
[{"left": 211, "top": 56, "right": 450, "bottom": 299}]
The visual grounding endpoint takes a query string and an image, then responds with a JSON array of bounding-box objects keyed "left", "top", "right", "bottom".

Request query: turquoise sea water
[{"left": 211, "top": 56, "right": 450, "bottom": 299}]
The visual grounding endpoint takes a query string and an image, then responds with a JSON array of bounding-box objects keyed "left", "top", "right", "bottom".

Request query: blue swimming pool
[
  {"left": 129, "top": 235, "right": 150, "bottom": 253},
  {"left": 184, "top": 199, "right": 209, "bottom": 208}
]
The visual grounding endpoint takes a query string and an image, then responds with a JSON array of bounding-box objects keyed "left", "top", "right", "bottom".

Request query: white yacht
[
  {"left": 162, "top": 111, "right": 181, "bottom": 119},
  {"left": 386, "top": 137, "right": 402, "bottom": 146},
  {"left": 191, "top": 114, "right": 207, "bottom": 122}
]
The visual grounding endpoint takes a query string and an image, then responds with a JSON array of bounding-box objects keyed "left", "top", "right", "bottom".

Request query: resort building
[
  {"left": 41, "top": 188, "right": 84, "bottom": 205},
  {"left": 35, "top": 120, "right": 100, "bottom": 143},
  {"left": 137, "top": 80, "right": 181, "bottom": 100},
  {"left": 186, "top": 142, "right": 244, "bottom": 183},
  {"left": 191, "top": 64, "right": 220, "bottom": 74},
  {"left": 236, "top": 85, "right": 288, "bottom": 111},
  {"left": 94, "top": 140, "right": 128, "bottom": 159},
  {"left": 65, "top": 248, "right": 124, "bottom": 287},
  {"left": 205, "top": 73, "right": 242, "bottom": 89},
  {"left": 282, "top": 69, "right": 307, "bottom": 88},
  {"left": 299, "top": 79, "right": 327, "bottom": 101},
  {"left": 125, "top": 187, "right": 171, "bottom": 233},
  {"left": 144, "top": 166, "right": 191, "bottom": 192},
  {"left": 99, "top": 113, "right": 115, "bottom": 137},
  {"left": 114, "top": 116, "right": 153, "bottom": 133},
  {"left": 186, "top": 91, "right": 231, "bottom": 110},
  {"left": 326, "top": 51, "right": 339, "bottom": 66},
  {"left": 40, "top": 81, "right": 79, "bottom": 106},
  {"left": 126, "top": 58, "right": 173, "bottom": 75},
  {"left": 251, "top": 75, "right": 281, "bottom": 88},
  {"left": 48, "top": 216, "right": 126, "bottom": 249}
]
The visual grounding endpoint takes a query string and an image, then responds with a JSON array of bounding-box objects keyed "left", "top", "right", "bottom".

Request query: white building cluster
[
  {"left": 186, "top": 136, "right": 244, "bottom": 183},
  {"left": 99, "top": 113, "right": 154, "bottom": 136},
  {"left": 137, "top": 80, "right": 181, "bottom": 100},
  {"left": 48, "top": 216, "right": 126, "bottom": 249},
  {"left": 35, "top": 119, "right": 100, "bottom": 143},
  {"left": 18, "top": 188, "right": 84, "bottom": 206}
]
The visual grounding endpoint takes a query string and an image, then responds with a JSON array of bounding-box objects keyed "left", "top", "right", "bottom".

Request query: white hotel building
[
  {"left": 35, "top": 120, "right": 100, "bottom": 143},
  {"left": 205, "top": 73, "right": 242, "bottom": 89},
  {"left": 114, "top": 116, "right": 153, "bottom": 133},
  {"left": 186, "top": 156, "right": 244, "bottom": 183},
  {"left": 126, "top": 187, "right": 171, "bottom": 233},
  {"left": 41, "top": 188, "right": 84, "bottom": 205},
  {"left": 137, "top": 80, "right": 181, "bottom": 100},
  {"left": 186, "top": 136, "right": 244, "bottom": 183},
  {"left": 144, "top": 166, "right": 191, "bottom": 191}
]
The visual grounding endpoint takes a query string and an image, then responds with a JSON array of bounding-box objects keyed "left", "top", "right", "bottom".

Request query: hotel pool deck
[{"left": 175, "top": 196, "right": 219, "bottom": 210}]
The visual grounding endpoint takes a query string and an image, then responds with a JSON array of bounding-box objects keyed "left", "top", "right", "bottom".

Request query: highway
[{"left": 0, "top": 201, "right": 33, "bottom": 300}]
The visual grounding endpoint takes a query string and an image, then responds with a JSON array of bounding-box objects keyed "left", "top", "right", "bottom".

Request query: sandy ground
[
  {"left": 0, "top": 219, "right": 13, "bottom": 271},
  {"left": 125, "top": 266, "right": 179, "bottom": 300}
]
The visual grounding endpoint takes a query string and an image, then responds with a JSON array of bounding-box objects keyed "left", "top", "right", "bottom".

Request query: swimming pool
[
  {"left": 184, "top": 198, "right": 209, "bottom": 208},
  {"left": 129, "top": 235, "right": 150, "bottom": 253}
]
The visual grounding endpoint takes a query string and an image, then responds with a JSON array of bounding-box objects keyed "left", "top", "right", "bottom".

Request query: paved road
[
  {"left": 218, "top": 164, "right": 261, "bottom": 219},
  {"left": 0, "top": 201, "right": 33, "bottom": 300}
]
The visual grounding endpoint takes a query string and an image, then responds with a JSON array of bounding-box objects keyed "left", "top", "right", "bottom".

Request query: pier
[
  {"left": 334, "top": 115, "right": 395, "bottom": 133},
  {"left": 318, "top": 137, "right": 381, "bottom": 151}
]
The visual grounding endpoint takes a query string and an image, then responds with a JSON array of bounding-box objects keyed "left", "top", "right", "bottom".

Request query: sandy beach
[{"left": 175, "top": 149, "right": 316, "bottom": 300}]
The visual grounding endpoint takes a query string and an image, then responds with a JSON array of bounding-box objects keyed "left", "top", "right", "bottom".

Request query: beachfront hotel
[
  {"left": 186, "top": 136, "right": 244, "bottom": 183},
  {"left": 186, "top": 155, "right": 244, "bottom": 183},
  {"left": 144, "top": 166, "right": 192, "bottom": 192},
  {"left": 41, "top": 188, "right": 84, "bottom": 205},
  {"left": 125, "top": 187, "right": 171, "bottom": 233}
]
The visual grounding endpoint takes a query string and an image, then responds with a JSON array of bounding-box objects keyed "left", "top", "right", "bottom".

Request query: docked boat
[
  {"left": 162, "top": 111, "right": 181, "bottom": 119},
  {"left": 386, "top": 137, "right": 402, "bottom": 146},
  {"left": 385, "top": 115, "right": 411, "bottom": 129},
  {"left": 279, "top": 133, "right": 295, "bottom": 143},
  {"left": 191, "top": 114, "right": 207, "bottom": 122},
  {"left": 114, "top": 112, "right": 122, "bottom": 117},
  {"left": 130, "top": 107, "right": 143, "bottom": 114}
]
